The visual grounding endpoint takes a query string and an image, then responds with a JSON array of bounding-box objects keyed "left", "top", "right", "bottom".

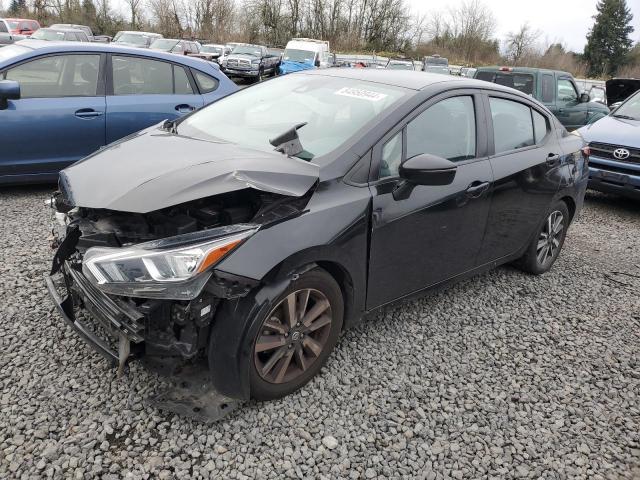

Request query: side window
[
  {"left": 112, "top": 56, "right": 173, "bottom": 95},
  {"left": 192, "top": 70, "right": 219, "bottom": 94},
  {"left": 489, "top": 97, "right": 535, "bottom": 153},
  {"left": 406, "top": 96, "right": 476, "bottom": 161},
  {"left": 557, "top": 78, "right": 578, "bottom": 105},
  {"left": 0, "top": 22, "right": 7, "bottom": 33},
  {"left": 532, "top": 110, "right": 550, "bottom": 143},
  {"left": 541, "top": 74, "right": 554, "bottom": 103},
  {"left": 379, "top": 132, "right": 402, "bottom": 179},
  {"left": 5, "top": 54, "right": 100, "bottom": 98},
  {"left": 174, "top": 65, "right": 194, "bottom": 94}
]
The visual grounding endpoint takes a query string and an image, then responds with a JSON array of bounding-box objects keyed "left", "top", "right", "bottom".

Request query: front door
[
  {"left": 0, "top": 53, "right": 106, "bottom": 180},
  {"left": 477, "top": 94, "right": 563, "bottom": 264},
  {"left": 550, "top": 76, "right": 587, "bottom": 130},
  {"left": 106, "top": 55, "right": 204, "bottom": 143},
  {"left": 367, "top": 92, "right": 493, "bottom": 309}
]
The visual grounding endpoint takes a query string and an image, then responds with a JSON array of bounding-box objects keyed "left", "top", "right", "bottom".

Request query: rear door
[
  {"left": 105, "top": 54, "right": 204, "bottom": 143},
  {"left": 367, "top": 91, "right": 493, "bottom": 308},
  {"left": 476, "top": 92, "right": 563, "bottom": 264},
  {"left": 0, "top": 53, "right": 106, "bottom": 180}
]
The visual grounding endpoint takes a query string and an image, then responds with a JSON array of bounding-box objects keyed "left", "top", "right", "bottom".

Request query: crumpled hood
[
  {"left": 577, "top": 115, "right": 640, "bottom": 148},
  {"left": 59, "top": 126, "right": 320, "bottom": 213},
  {"left": 279, "top": 60, "right": 314, "bottom": 75}
]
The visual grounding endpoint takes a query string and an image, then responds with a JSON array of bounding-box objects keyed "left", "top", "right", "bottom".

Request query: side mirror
[
  {"left": 314, "top": 59, "right": 321, "bottom": 67},
  {"left": 0, "top": 80, "right": 20, "bottom": 110},
  {"left": 579, "top": 92, "right": 590, "bottom": 103},
  {"left": 393, "top": 154, "right": 457, "bottom": 200}
]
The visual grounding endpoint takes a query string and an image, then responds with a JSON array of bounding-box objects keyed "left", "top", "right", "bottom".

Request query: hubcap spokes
[
  {"left": 536, "top": 210, "right": 564, "bottom": 265},
  {"left": 254, "top": 289, "right": 332, "bottom": 384}
]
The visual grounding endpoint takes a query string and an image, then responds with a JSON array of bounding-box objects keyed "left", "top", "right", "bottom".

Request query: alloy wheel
[
  {"left": 537, "top": 210, "right": 564, "bottom": 266},
  {"left": 254, "top": 289, "right": 333, "bottom": 384}
]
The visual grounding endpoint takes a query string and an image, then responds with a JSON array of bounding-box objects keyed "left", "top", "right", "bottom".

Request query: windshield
[
  {"left": 115, "top": 33, "right": 148, "bottom": 45},
  {"left": 614, "top": 91, "right": 640, "bottom": 119},
  {"left": 283, "top": 49, "right": 315, "bottom": 63},
  {"left": 150, "top": 39, "right": 179, "bottom": 51},
  {"left": 31, "top": 29, "right": 66, "bottom": 41},
  {"left": 232, "top": 45, "right": 261, "bottom": 56},
  {"left": 178, "top": 75, "right": 408, "bottom": 160},
  {"left": 202, "top": 46, "right": 222, "bottom": 54},
  {"left": 426, "top": 57, "right": 448, "bottom": 66}
]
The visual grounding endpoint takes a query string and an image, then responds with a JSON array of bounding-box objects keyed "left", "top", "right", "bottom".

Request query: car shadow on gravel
[{"left": 584, "top": 190, "right": 640, "bottom": 216}]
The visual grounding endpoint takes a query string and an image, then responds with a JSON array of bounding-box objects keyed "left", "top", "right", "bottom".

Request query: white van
[{"left": 280, "top": 38, "right": 333, "bottom": 74}]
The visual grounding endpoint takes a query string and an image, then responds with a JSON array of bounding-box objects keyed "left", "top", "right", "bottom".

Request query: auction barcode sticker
[{"left": 334, "top": 87, "right": 388, "bottom": 102}]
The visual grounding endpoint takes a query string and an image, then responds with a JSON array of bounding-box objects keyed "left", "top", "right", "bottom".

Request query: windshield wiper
[
  {"left": 612, "top": 114, "right": 637, "bottom": 120},
  {"left": 269, "top": 122, "right": 307, "bottom": 157}
]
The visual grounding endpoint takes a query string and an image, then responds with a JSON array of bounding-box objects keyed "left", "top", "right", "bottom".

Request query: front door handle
[
  {"left": 465, "top": 181, "right": 490, "bottom": 198},
  {"left": 175, "top": 104, "right": 195, "bottom": 113},
  {"left": 546, "top": 153, "right": 561, "bottom": 167},
  {"left": 74, "top": 108, "right": 103, "bottom": 119}
]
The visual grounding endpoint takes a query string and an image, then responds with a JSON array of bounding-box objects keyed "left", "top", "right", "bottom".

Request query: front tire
[
  {"left": 249, "top": 268, "right": 343, "bottom": 400},
  {"left": 515, "top": 200, "right": 570, "bottom": 275}
]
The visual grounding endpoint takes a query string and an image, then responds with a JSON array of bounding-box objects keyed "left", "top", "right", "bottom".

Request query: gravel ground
[{"left": 1, "top": 186, "right": 639, "bottom": 479}]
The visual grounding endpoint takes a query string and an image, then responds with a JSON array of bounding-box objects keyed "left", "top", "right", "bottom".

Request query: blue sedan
[{"left": 0, "top": 40, "right": 237, "bottom": 184}]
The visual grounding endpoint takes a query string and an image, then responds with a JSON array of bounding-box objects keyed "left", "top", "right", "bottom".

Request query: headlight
[{"left": 82, "top": 224, "right": 257, "bottom": 300}]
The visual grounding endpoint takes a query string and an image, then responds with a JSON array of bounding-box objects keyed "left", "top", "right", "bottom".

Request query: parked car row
[{"left": 0, "top": 40, "right": 237, "bottom": 184}]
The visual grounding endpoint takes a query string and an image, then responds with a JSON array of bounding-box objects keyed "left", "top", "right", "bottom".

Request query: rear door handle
[
  {"left": 74, "top": 108, "right": 103, "bottom": 119},
  {"left": 546, "top": 153, "right": 561, "bottom": 167},
  {"left": 465, "top": 181, "right": 490, "bottom": 198},
  {"left": 175, "top": 104, "right": 195, "bottom": 113}
]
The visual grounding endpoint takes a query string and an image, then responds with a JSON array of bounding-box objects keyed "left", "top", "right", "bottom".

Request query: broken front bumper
[{"left": 46, "top": 263, "right": 145, "bottom": 369}]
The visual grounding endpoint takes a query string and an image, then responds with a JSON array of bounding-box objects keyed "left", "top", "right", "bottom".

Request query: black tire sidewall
[{"left": 249, "top": 268, "right": 344, "bottom": 401}]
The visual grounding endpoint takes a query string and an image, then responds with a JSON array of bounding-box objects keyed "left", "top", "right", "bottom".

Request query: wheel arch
[{"left": 559, "top": 195, "right": 576, "bottom": 222}]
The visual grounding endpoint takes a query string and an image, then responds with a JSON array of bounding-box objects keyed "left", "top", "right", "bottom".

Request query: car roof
[
  {"left": 41, "top": 27, "right": 85, "bottom": 33},
  {"left": 300, "top": 68, "right": 546, "bottom": 99},
  {"left": 8, "top": 40, "right": 215, "bottom": 69},
  {"left": 476, "top": 66, "right": 571, "bottom": 76},
  {"left": 301, "top": 68, "right": 467, "bottom": 90}
]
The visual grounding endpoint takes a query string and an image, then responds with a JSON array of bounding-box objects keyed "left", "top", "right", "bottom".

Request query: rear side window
[
  {"left": 4, "top": 54, "right": 100, "bottom": 98},
  {"left": 0, "top": 22, "right": 7, "bottom": 33},
  {"left": 112, "top": 56, "right": 173, "bottom": 95},
  {"left": 192, "top": 70, "right": 219, "bottom": 93},
  {"left": 489, "top": 97, "right": 535, "bottom": 153},
  {"left": 541, "top": 74, "right": 554, "bottom": 103},
  {"left": 174, "top": 65, "right": 194, "bottom": 94},
  {"left": 532, "top": 110, "right": 550, "bottom": 143},
  {"left": 475, "top": 71, "right": 494, "bottom": 82}
]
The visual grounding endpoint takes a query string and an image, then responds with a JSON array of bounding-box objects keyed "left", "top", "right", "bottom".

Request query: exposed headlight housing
[{"left": 82, "top": 224, "right": 257, "bottom": 300}]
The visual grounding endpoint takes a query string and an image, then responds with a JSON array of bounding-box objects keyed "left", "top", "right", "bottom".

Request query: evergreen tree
[{"left": 584, "top": 0, "right": 634, "bottom": 77}]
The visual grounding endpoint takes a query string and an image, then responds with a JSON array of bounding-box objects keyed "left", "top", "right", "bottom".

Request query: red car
[{"left": 2, "top": 18, "right": 41, "bottom": 35}]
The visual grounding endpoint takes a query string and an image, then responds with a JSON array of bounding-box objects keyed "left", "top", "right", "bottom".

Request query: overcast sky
[{"left": 407, "top": 0, "right": 640, "bottom": 52}]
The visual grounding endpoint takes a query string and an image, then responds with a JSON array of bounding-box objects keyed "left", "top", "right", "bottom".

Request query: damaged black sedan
[{"left": 47, "top": 69, "right": 589, "bottom": 412}]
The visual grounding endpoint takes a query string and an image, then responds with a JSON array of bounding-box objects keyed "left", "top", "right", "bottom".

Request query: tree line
[{"left": 2, "top": 0, "right": 638, "bottom": 78}]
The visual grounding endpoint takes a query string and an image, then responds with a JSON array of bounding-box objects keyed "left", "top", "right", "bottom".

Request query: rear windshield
[
  {"left": 476, "top": 71, "right": 535, "bottom": 95},
  {"left": 115, "top": 33, "right": 149, "bottom": 45},
  {"left": 426, "top": 57, "right": 448, "bottom": 66},
  {"left": 31, "top": 29, "right": 66, "bottom": 41}
]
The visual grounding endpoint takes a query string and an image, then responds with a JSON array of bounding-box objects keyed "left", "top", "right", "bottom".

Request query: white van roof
[{"left": 285, "top": 38, "right": 330, "bottom": 52}]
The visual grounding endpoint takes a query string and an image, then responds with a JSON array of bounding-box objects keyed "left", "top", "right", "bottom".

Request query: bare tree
[
  {"left": 505, "top": 22, "right": 541, "bottom": 65},
  {"left": 127, "top": 0, "right": 144, "bottom": 28}
]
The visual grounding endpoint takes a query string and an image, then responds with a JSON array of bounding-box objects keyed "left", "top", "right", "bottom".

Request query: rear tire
[
  {"left": 515, "top": 200, "right": 570, "bottom": 275},
  {"left": 249, "top": 268, "right": 343, "bottom": 400}
]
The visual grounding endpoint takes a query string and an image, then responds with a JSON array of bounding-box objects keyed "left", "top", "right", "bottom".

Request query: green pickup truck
[{"left": 474, "top": 67, "right": 609, "bottom": 130}]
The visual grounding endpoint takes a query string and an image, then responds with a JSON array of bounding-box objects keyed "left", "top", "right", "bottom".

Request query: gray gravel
[{"left": 1, "top": 186, "right": 639, "bottom": 479}]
